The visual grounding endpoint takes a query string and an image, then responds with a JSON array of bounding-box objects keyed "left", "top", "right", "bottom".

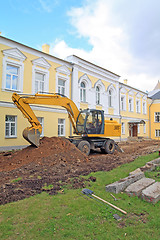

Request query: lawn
[{"left": 0, "top": 152, "right": 160, "bottom": 240}]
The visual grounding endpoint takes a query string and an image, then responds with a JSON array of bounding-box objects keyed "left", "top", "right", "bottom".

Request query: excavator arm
[{"left": 12, "top": 92, "right": 81, "bottom": 147}]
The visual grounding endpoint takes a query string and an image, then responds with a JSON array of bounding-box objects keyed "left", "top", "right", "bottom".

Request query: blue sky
[
  {"left": 1, "top": 0, "right": 160, "bottom": 92},
  {"left": 1, "top": 0, "right": 91, "bottom": 50}
]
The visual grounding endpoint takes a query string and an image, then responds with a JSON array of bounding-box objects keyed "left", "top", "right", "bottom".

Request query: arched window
[
  {"left": 96, "top": 86, "right": 100, "bottom": 105},
  {"left": 80, "top": 82, "right": 86, "bottom": 102},
  {"left": 108, "top": 89, "right": 113, "bottom": 107}
]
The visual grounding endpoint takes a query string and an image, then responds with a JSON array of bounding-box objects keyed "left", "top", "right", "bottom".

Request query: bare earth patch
[{"left": 0, "top": 137, "right": 159, "bottom": 205}]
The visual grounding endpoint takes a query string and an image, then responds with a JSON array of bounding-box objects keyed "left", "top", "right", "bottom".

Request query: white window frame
[
  {"left": 35, "top": 72, "right": 45, "bottom": 93},
  {"left": 121, "top": 122, "right": 125, "bottom": 135},
  {"left": 56, "top": 66, "right": 70, "bottom": 98},
  {"left": 58, "top": 119, "right": 65, "bottom": 136},
  {"left": 108, "top": 90, "right": 113, "bottom": 107},
  {"left": 120, "top": 95, "right": 126, "bottom": 111},
  {"left": 37, "top": 117, "right": 44, "bottom": 137},
  {"left": 128, "top": 97, "right": 133, "bottom": 112},
  {"left": 80, "top": 81, "right": 86, "bottom": 102},
  {"left": 96, "top": 86, "right": 100, "bottom": 105},
  {"left": 155, "top": 112, "right": 160, "bottom": 122},
  {"left": 2, "top": 58, "right": 24, "bottom": 92},
  {"left": 155, "top": 129, "right": 160, "bottom": 137},
  {"left": 136, "top": 100, "right": 141, "bottom": 113},
  {"left": 5, "top": 115, "right": 17, "bottom": 138},
  {"left": 143, "top": 124, "right": 146, "bottom": 134},
  {"left": 58, "top": 78, "right": 66, "bottom": 95},
  {"left": 32, "top": 67, "right": 49, "bottom": 94},
  {"left": 142, "top": 101, "right": 146, "bottom": 114}
]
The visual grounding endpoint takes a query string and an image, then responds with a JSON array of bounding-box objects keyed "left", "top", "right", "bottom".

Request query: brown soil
[{"left": 0, "top": 137, "right": 159, "bottom": 205}]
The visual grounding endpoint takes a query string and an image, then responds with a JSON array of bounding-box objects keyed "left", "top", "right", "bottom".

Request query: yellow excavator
[{"left": 12, "top": 92, "right": 122, "bottom": 155}]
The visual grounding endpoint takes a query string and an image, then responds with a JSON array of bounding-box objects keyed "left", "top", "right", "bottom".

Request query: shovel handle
[{"left": 92, "top": 194, "right": 127, "bottom": 215}]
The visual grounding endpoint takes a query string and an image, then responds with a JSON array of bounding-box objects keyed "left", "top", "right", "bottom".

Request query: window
[
  {"left": 80, "top": 82, "right": 86, "bottom": 102},
  {"left": 138, "top": 124, "right": 140, "bottom": 134},
  {"left": 155, "top": 129, "right": 160, "bottom": 137},
  {"left": 122, "top": 122, "right": 125, "bottom": 134},
  {"left": 58, "top": 119, "right": 65, "bottom": 136},
  {"left": 96, "top": 86, "right": 100, "bottom": 105},
  {"left": 58, "top": 79, "right": 65, "bottom": 95},
  {"left": 35, "top": 72, "right": 45, "bottom": 93},
  {"left": 143, "top": 102, "right": 146, "bottom": 114},
  {"left": 136, "top": 100, "right": 140, "bottom": 113},
  {"left": 155, "top": 112, "right": 160, "bottom": 122},
  {"left": 6, "top": 65, "right": 19, "bottom": 90},
  {"left": 128, "top": 98, "right": 133, "bottom": 112},
  {"left": 121, "top": 96, "right": 125, "bottom": 110},
  {"left": 2, "top": 48, "right": 26, "bottom": 92},
  {"left": 32, "top": 57, "right": 50, "bottom": 94},
  {"left": 108, "top": 90, "right": 113, "bottom": 107},
  {"left": 5, "top": 115, "right": 17, "bottom": 138},
  {"left": 37, "top": 117, "right": 44, "bottom": 137},
  {"left": 143, "top": 124, "right": 146, "bottom": 134}
]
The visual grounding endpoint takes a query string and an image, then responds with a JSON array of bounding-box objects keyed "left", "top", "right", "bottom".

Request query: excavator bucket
[{"left": 23, "top": 127, "right": 41, "bottom": 147}]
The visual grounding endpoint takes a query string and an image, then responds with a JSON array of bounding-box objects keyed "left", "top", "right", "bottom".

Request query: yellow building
[
  {"left": 0, "top": 35, "right": 158, "bottom": 150},
  {"left": 119, "top": 80, "right": 148, "bottom": 140},
  {"left": 0, "top": 36, "right": 72, "bottom": 150},
  {"left": 148, "top": 81, "right": 160, "bottom": 140}
]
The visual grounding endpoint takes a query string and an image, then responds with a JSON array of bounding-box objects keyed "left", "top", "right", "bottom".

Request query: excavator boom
[{"left": 12, "top": 93, "right": 81, "bottom": 147}]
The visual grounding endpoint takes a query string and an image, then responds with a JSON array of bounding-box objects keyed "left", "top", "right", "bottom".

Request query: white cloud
[
  {"left": 51, "top": 0, "right": 160, "bottom": 92},
  {"left": 38, "top": 0, "right": 58, "bottom": 13}
]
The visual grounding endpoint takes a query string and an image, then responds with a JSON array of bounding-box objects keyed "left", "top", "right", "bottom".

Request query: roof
[
  {"left": 150, "top": 91, "right": 160, "bottom": 100},
  {"left": 70, "top": 55, "right": 120, "bottom": 77},
  {"left": 154, "top": 80, "right": 160, "bottom": 90},
  {"left": 128, "top": 120, "right": 145, "bottom": 124}
]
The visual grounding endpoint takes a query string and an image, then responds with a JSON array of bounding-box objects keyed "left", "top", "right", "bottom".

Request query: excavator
[{"left": 12, "top": 92, "right": 122, "bottom": 155}]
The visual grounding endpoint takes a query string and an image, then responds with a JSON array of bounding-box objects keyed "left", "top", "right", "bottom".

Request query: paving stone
[
  {"left": 105, "top": 172, "right": 144, "bottom": 194},
  {"left": 147, "top": 157, "right": 160, "bottom": 165},
  {"left": 125, "top": 177, "right": 155, "bottom": 197},
  {"left": 141, "top": 182, "right": 160, "bottom": 204},
  {"left": 129, "top": 168, "right": 143, "bottom": 175},
  {"left": 140, "top": 163, "right": 156, "bottom": 172}
]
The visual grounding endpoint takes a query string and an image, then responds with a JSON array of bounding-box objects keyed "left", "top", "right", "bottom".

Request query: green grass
[
  {"left": 0, "top": 152, "right": 160, "bottom": 240},
  {"left": 10, "top": 177, "right": 22, "bottom": 183},
  {"left": 145, "top": 166, "right": 160, "bottom": 182}
]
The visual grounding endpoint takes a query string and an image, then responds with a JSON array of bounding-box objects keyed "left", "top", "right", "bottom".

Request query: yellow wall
[
  {"left": 150, "top": 102, "right": 160, "bottom": 139},
  {"left": 0, "top": 106, "right": 70, "bottom": 147}
]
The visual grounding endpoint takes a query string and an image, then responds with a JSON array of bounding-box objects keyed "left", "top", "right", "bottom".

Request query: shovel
[{"left": 82, "top": 188, "right": 127, "bottom": 215}]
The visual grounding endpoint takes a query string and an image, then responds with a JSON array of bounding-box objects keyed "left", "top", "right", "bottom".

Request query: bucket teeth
[{"left": 23, "top": 128, "right": 40, "bottom": 147}]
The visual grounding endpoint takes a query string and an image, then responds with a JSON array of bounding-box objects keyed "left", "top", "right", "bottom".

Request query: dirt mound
[
  {"left": 0, "top": 137, "right": 88, "bottom": 172},
  {"left": 0, "top": 138, "right": 159, "bottom": 205}
]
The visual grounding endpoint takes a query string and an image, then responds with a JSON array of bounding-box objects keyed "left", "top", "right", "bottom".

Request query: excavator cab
[{"left": 76, "top": 109, "right": 104, "bottom": 135}]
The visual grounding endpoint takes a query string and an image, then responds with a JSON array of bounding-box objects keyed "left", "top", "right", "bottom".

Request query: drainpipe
[
  {"left": 119, "top": 86, "right": 122, "bottom": 142},
  {"left": 149, "top": 99, "right": 154, "bottom": 139},
  {"left": 70, "top": 65, "right": 74, "bottom": 137}
]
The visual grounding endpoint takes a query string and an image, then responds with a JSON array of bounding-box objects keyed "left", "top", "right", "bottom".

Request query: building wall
[
  {"left": 149, "top": 100, "right": 160, "bottom": 140},
  {"left": 0, "top": 36, "right": 72, "bottom": 149},
  {"left": 0, "top": 36, "right": 157, "bottom": 150}
]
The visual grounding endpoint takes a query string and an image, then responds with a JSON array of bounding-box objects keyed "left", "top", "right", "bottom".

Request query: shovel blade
[
  {"left": 23, "top": 127, "right": 40, "bottom": 147},
  {"left": 82, "top": 188, "right": 94, "bottom": 195}
]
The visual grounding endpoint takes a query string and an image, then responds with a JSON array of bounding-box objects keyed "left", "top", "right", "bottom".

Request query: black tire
[
  {"left": 100, "top": 148, "right": 106, "bottom": 154},
  {"left": 77, "top": 141, "right": 90, "bottom": 156},
  {"left": 103, "top": 139, "right": 115, "bottom": 154}
]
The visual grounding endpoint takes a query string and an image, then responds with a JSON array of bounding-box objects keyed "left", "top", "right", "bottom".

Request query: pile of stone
[{"left": 106, "top": 157, "right": 160, "bottom": 204}]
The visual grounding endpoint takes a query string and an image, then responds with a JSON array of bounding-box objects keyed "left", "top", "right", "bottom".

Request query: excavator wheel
[
  {"left": 77, "top": 140, "right": 90, "bottom": 156},
  {"left": 101, "top": 139, "right": 115, "bottom": 154}
]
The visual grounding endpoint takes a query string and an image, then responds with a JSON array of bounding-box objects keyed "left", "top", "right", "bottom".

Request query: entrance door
[{"left": 129, "top": 124, "right": 138, "bottom": 137}]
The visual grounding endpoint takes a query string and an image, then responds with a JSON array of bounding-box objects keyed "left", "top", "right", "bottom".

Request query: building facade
[
  {"left": 0, "top": 36, "right": 154, "bottom": 151},
  {"left": 148, "top": 81, "right": 160, "bottom": 140}
]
